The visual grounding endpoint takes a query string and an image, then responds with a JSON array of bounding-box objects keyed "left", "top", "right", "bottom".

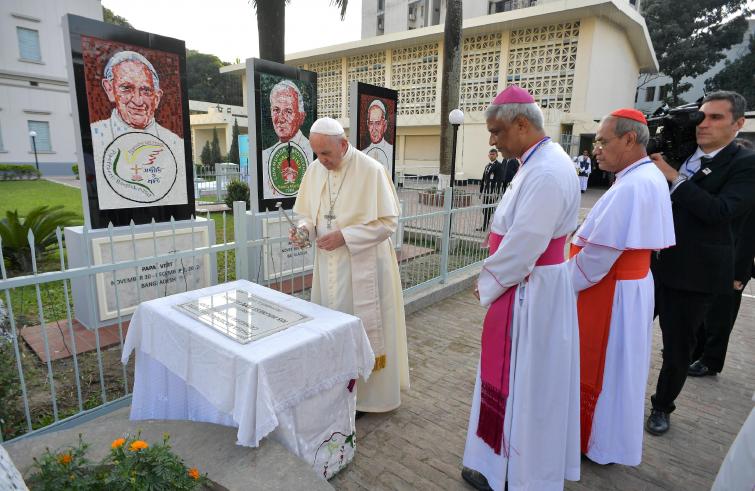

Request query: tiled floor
[{"left": 19, "top": 319, "right": 130, "bottom": 363}]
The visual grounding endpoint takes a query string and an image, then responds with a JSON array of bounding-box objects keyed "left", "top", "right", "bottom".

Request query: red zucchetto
[{"left": 609, "top": 108, "right": 647, "bottom": 125}]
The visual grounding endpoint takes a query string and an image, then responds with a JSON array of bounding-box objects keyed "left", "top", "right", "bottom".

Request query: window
[
  {"left": 377, "top": 14, "right": 384, "bottom": 34},
  {"left": 377, "top": 0, "right": 384, "bottom": 11},
  {"left": 17, "top": 27, "right": 41, "bottom": 62},
  {"left": 0, "top": 121, "right": 5, "bottom": 152},
  {"left": 489, "top": 0, "right": 513, "bottom": 13},
  {"left": 645, "top": 86, "right": 656, "bottom": 102},
  {"left": 28, "top": 121, "right": 51, "bottom": 152},
  {"left": 659, "top": 84, "right": 670, "bottom": 101}
]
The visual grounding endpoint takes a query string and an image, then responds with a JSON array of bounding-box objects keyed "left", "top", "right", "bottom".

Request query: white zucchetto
[{"left": 310, "top": 117, "right": 345, "bottom": 136}]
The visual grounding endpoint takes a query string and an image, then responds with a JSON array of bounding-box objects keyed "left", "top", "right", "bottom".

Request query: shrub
[
  {"left": 0, "top": 206, "right": 81, "bottom": 273},
  {"left": 72, "top": 164, "right": 79, "bottom": 179},
  {"left": 224, "top": 179, "right": 250, "bottom": 210},
  {"left": 0, "top": 164, "right": 41, "bottom": 180},
  {"left": 27, "top": 433, "right": 208, "bottom": 490}
]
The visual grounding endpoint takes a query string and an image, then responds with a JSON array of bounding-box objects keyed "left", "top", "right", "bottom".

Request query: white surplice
[
  {"left": 463, "top": 140, "right": 582, "bottom": 491},
  {"left": 294, "top": 144, "right": 410, "bottom": 412},
  {"left": 568, "top": 159, "right": 675, "bottom": 465}
]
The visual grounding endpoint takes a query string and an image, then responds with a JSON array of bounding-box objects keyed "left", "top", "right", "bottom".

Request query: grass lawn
[{"left": 0, "top": 180, "right": 84, "bottom": 219}]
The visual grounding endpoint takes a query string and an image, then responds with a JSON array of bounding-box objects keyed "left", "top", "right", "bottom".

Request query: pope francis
[{"left": 290, "top": 117, "right": 410, "bottom": 413}]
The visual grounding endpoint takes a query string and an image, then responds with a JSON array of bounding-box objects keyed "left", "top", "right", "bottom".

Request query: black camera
[{"left": 646, "top": 103, "right": 705, "bottom": 168}]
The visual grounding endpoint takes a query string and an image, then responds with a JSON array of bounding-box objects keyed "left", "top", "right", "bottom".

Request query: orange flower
[
  {"left": 58, "top": 453, "right": 73, "bottom": 465},
  {"left": 188, "top": 467, "right": 200, "bottom": 480},
  {"left": 128, "top": 440, "right": 149, "bottom": 452},
  {"left": 111, "top": 438, "right": 126, "bottom": 449}
]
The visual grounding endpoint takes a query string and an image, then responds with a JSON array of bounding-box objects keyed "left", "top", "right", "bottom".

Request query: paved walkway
[{"left": 332, "top": 191, "right": 755, "bottom": 490}]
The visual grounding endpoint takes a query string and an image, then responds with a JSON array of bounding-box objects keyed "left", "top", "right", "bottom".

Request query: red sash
[
  {"left": 477, "top": 234, "right": 566, "bottom": 455},
  {"left": 569, "top": 245, "right": 650, "bottom": 453}
]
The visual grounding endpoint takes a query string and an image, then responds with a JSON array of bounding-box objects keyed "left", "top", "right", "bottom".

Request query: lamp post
[
  {"left": 448, "top": 109, "right": 464, "bottom": 187},
  {"left": 29, "top": 130, "right": 39, "bottom": 173}
]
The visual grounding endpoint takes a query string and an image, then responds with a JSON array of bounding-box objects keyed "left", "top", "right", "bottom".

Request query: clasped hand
[{"left": 316, "top": 230, "right": 346, "bottom": 251}]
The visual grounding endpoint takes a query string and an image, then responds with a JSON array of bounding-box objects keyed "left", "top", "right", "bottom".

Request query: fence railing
[
  {"left": 194, "top": 164, "right": 246, "bottom": 205},
  {"left": 0, "top": 188, "right": 497, "bottom": 443}
]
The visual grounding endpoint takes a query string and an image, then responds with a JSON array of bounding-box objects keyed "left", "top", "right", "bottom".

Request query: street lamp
[
  {"left": 29, "top": 130, "right": 39, "bottom": 173},
  {"left": 448, "top": 109, "right": 464, "bottom": 187}
]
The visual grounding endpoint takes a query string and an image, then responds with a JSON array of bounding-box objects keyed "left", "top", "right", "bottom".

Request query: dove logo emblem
[{"left": 102, "top": 132, "right": 179, "bottom": 203}]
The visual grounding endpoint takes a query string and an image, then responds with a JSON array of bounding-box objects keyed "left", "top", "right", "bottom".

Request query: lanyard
[
  {"left": 521, "top": 137, "right": 551, "bottom": 166},
  {"left": 618, "top": 159, "right": 652, "bottom": 179}
]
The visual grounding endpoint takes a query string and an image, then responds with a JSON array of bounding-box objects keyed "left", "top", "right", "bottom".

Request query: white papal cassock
[
  {"left": 568, "top": 159, "right": 675, "bottom": 465},
  {"left": 294, "top": 144, "right": 410, "bottom": 412},
  {"left": 463, "top": 140, "right": 581, "bottom": 491}
]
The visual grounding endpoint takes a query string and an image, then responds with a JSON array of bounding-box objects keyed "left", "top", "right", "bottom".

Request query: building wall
[
  {"left": 0, "top": 0, "right": 102, "bottom": 174},
  {"left": 272, "top": 1, "right": 654, "bottom": 180},
  {"left": 0, "top": 0, "right": 102, "bottom": 173},
  {"left": 576, "top": 17, "right": 640, "bottom": 119}
]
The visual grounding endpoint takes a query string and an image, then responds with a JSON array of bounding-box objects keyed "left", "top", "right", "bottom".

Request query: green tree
[
  {"left": 228, "top": 119, "right": 241, "bottom": 164},
  {"left": 438, "top": 0, "right": 463, "bottom": 182},
  {"left": 643, "top": 0, "right": 750, "bottom": 105},
  {"left": 210, "top": 128, "right": 222, "bottom": 164},
  {"left": 251, "top": 0, "right": 348, "bottom": 62},
  {"left": 186, "top": 50, "right": 243, "bottom": 106},
  {"left": 705, "top": 34, "right": 755, "bottom": 110},
  {"left": 102, "top": 7, "right": 133, "bottom": 28},
  {"left": 200, "top": 141, "right": 213, "bottom": 166}
]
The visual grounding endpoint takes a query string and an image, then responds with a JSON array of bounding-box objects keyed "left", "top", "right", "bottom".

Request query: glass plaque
[{"left": 174, "top": 289, "right": 310, "bottom": 343}]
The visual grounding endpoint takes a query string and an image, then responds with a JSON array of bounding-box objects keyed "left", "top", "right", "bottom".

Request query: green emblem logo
[{"left": 269, "top": 143, "right": 308, "bottom": 196}]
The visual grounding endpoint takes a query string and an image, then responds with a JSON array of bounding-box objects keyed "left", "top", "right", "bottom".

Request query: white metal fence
[{"left": 0, "top": 188, "right": 498, "bottom": 443}]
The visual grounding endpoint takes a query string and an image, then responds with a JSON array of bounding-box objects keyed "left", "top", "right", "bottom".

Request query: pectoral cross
[{"left": 325, "top": 208, "right": 336, "bottom": 229}]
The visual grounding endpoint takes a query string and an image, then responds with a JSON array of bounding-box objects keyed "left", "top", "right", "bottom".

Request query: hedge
[{"left": 0, "top": 164, "right": 41, "bottom": 180}]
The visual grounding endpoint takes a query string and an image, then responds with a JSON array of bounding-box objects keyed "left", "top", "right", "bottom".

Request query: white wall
[
  {"left": 574, "top": 17, "right": 640, "bottom": 120},
  {"left": 0, "top": 0, "right": 102, "bottom": 173}
]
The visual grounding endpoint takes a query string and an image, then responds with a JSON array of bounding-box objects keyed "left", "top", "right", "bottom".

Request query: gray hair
[
  {"left": 270, "top": 80, "right": 304, "bottom": 113},
  {"left": 103, "top": 51, "right": 160, "bottom": 90},
  {"left": 484, "top": 103, "right": 544, "bottom": 131},
  {"left": 703, "top": 90, "right": 747, "bottom": 121},
  {"left": 602, "top": 115, "right": 650, "bottom": 146}
]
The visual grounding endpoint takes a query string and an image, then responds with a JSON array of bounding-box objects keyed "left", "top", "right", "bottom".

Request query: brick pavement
[{"left": 332, "top": 187, "right": 754, "bottom": 490}]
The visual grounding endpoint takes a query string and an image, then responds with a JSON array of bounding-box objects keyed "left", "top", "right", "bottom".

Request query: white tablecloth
[{"left": 122, "top": 280, "right": 374, "bottom": 477}]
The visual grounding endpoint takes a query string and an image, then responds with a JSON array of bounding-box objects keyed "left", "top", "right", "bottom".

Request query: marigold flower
[
  {"left": 188, "top": 467, "right": 200, "bottom": 480},
  {"left": 58, "top": 453, "right": 73, "bottom": 465},
  {"left": 111, "top": 438, "right": 126, "bottom": 449},
  {"left": 128, "top": 440, "right": 149, "bottom": 452}
]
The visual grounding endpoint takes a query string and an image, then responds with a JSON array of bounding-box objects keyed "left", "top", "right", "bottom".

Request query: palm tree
[
  {"left": 251, "top": 0, "right": 348, "bottom": 63},
  {"left": 438, "top": 0, "right": 463, "bottom": 183}
]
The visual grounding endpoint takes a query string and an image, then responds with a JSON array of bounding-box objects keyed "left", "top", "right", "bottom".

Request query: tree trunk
[
  {"left": 438, "top": 0, "right": 463, "bottom": 184},
  {"left": 257, "top": 0, "right": 286, "bottom": 63},
  {"left": 671, "top": 78, "right": 679, "bottom": 107}
]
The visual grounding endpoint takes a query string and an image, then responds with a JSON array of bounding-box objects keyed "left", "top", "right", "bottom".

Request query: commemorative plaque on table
[{"left": 174, "top": 289, "right": 310, "bottom": 343}]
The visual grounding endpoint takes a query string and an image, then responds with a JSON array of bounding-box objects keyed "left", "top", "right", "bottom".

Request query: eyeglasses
[{"left": 592, "top": 138, "right": 616, "bottom": 151}]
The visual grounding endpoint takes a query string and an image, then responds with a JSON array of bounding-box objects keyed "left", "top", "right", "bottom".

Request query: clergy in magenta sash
[
  {"left": 568, "top": 109, "right": 675, "bottom": 466},
  {"left": 290, "top": 117, "right": 410, "bottom": 413},
  {"left": 461, "top": 86, "right": 581, "bottom": 491}
]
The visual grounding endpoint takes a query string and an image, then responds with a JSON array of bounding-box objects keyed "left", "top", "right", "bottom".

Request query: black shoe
[
  {"left": 645, "top": 409, "right": 670, "bottom": 435},
  {"left": 461, "top": 467, "right": 492, "bottom": 491},
  {"left": 688, "top": 360, "right": 717, "bottom": 377},
  {"left": 475, "top": 227, "right": 485, "bottom": 231},
  {"left": 355, "top": 410, "right": 366, "bottom": 420}
]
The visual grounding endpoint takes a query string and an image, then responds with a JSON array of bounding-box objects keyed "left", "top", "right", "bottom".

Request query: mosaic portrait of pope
[{"left": 83, "top": 38, "right": 187, "bottom": 210}]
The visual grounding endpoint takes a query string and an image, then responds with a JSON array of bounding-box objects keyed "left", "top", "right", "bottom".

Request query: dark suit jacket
[
  {"left": 481, "top": 158, "right": 517, "bottom": 194},
  {"left": 652, "top": 141, "right": 755, "bottom": 294},
  {"left": 733, "top": 207, "right": 755, "bottom": 285}
]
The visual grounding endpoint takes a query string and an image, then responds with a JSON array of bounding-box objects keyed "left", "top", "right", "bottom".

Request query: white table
[{"left": 122, "top": 280, "right": 374, "bottom": 479}]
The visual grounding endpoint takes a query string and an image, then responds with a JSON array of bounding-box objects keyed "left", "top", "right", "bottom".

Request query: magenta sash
[{"left": 477, "top": 233, "right": 566, "bottom": 455}]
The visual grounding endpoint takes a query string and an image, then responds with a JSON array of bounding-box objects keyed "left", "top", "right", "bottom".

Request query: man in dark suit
[
  {"left": 478, "top": 148, "right": 517, "bottom": 231},
  {"left": 689, "top": 139, "right": 755, "bottom": 378},
  {"left": 646, "top": 91, "right": 755, "bottom": 436}
]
